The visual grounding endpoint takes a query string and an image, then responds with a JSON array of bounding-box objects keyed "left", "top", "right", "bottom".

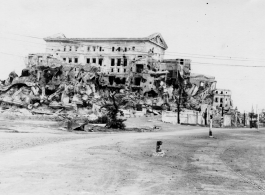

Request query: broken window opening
[
  {"left": 124, "top": 47, "right": 127, "bottom": 52},
  {"left": 69, "top": 58, "right": 72, "bottom": 63},
  {"left": 109, "top": 76, "right": 115, "bottom": 85},
  {"left": 87, "top": 58, "right": 90, "bottom": 64},
  {"left": 99, "top": 58, "right": 103, "bottom": 66},
  {"left": 134, "top": 77, "right": 141, "bottom": 86},
  {"left": 221, "top": 91, "right": 223, "bottom": 94},
  {"left": 111, "top": 68, "right": 114, "bottom": 72},
  {"left": 121, "top": 78, "right": 126, "bottom": 84},
  {"left": 99, "top": 47, "right": 102, "bottom": 51},
  {"left": 92, "top": 58, "right": 96, "bottom": 63},
  {"left": 64, "top": 47, "right": 66, "bottom": 51},
  {"left": 124, "top": 69, "right": 126, "bottom": 73},
  {"left": 116, "top": 47, "right": 121, "bottom": 52},
  {"left": 63, "top": 58, "right": 66, "bottom": 61},
  {"left": 111, "top": 59, "right": 115, "bottom": 66},
  {"left": 87, "top": 47, "right": 90, "bottom": 52},
  {"left": 220, "top": 104, "right": 223, "bottom": 107},
  {"left": 138, "top": 56, "right": 142, "bottom": 58},
  {"left": 180, "top": 59, "right": 184, "bottom": 65},
  {"left": 93, "top": 46, "right": 96, "bottom": 52},
  {"left": 117, "top": 59, "right": 121, "bottom": 66},
  {"left": 136, "top": 64, "right": 144, "bottom": 73},
  {"left": 220, "top": 98, "right": 223, "bottom": 103},
  {"left": 74, "top": 58, "right": 78, "bottom": 63},
  {"left": 216, "top": 91, "right": 218, "bottom": 94},
  {"left": 112, "top": 47, "right": 115, "bottom": 52},
  {"left": 117, "top": 68, "right": 120, "bottom": 73},
  {"left": 69, "top": 47, "right": 72, "bottom": 52},
  {"left": 132, "top": 46, "right": 135, "bottom": 51}
]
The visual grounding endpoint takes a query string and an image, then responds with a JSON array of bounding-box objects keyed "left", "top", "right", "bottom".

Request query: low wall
[{"left": 162, "top": 110, "right": 204, "bottom": 125}]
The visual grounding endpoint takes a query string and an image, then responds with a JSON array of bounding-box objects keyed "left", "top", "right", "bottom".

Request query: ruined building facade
[{"left": 213, "top": 89, "right": 232, "bottom": 109}]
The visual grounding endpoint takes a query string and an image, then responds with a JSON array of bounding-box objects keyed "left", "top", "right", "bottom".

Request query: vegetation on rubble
[{"left": 101, "top": 90, "right": 136, "bottom": 129}]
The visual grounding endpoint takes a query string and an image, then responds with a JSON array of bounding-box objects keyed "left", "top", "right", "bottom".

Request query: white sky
[{"left": 0, "top": 0, "right": 264, "bottom": 112}]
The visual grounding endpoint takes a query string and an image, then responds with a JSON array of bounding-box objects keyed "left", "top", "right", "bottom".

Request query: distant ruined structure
[{"left": 0, "top": 33, "right": 233, "bottom": 124}]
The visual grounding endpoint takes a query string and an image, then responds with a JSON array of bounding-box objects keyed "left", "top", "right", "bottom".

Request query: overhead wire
[{"left": 1, "top": 31, "right": 265, "bottom": 68}]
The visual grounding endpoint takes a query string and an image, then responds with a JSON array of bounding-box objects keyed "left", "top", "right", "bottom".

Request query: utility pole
[
  {"left": 244, "top": 110, "right": 246, "bottom": 127},
  {"left": 209, "top": 108, "right": 213, "bottom": 138},
  {"left": 235, "top": 108, "right": 237, "bottom": 128},
  {"left": 257, "top": 105, "right": 259, "bottom": 130}
]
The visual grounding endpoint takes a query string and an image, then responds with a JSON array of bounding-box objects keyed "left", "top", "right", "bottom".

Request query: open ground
[{"left": 0, "top": 116, "right": 265, "bottom": 195}]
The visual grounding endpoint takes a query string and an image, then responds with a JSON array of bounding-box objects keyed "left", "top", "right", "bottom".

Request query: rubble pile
[
  {"left": 0, "top": 50, "right": 224, "bottom": 127},
  {"left": 0, "top": 60, "right": 104, "bottom": 120}
]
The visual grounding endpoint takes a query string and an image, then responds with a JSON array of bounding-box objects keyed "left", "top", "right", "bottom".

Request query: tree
[
  {"left": 101, "top": 90, "right": 137, "bottom": 129},
  {"left": 174, "top": 83, "right": 189, "bottom": 124}
]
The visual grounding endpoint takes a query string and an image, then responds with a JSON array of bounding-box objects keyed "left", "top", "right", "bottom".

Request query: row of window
[
  {"left": 59, "top": 46, "right": 138, "bottom": 53},
  {"left": 62, "top": 57, "right": 79, "bottom": 64},
  {"left": 110, "top": 68, "right": 128, "bottom": 73},
  {"left": 215, "top": 90, "right": 228, "bottom": 95},
  {"left": 111, "top": 58, "right": 128, "bottom": 66},
  {"left": 62, "top": 57, "right": 104, "bottom": 65},
  {"left": 215, "top": 97, "right": 229, "bottom": 103}
]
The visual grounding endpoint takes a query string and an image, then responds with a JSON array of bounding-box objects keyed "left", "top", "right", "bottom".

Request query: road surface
[{"left": 0, "top": 117, "right": 265, "bottom": 195}]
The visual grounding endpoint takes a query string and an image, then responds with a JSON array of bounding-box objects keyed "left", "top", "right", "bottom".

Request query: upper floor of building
[{"left": 43, "top": 33, "right": 168, "bottom": 64}]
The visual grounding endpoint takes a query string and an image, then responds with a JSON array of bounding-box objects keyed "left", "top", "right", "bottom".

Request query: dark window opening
[
  {"left": 93, "top": 46, "right": 96, "bottom": 51},
  {"left": 112, "top": 47, "right": 115, "bottom": 52},
  {"left": 131, "top": 67, "right": 133, "bottom": 71},
  {"left": 215, "top": 98, "right": 218, "bottom": 102},
  {"left": 69, "top": 58, "right": 72, "bottom": 63},
  {"left": 87, "top": 58, "right": 90, "bottom": 63},
  {"left": 180, "top": 59, "right": 184, "bottom": 65},
  {"left": 117, "top": 68, "right": 120, "bottom": 72},
  {"left": 220, "top": 98, "right": 223, "bottom": 103},
  {"left": 117, "top": 59, "right": 121, "bottom": 66},
  {"left": 220, "top": 104, "right": 223, "bottom": 107},
  {"left": 69, "top": 47, "right": 71, "bottom": 51},
  {"left": 221, "top": 91, "right": 223, "bottom": 94},
  {"left": 111, "top": 59, "right": 115, "bottom": 66},
  {"left": 74, "top": 58, "right": 78, "bottom": 63},
  {"left": 111, "top": 68, "right": 114, "bottom": 72},
  {"left": 99, "top": 58, "right": 103, "bottom": 66},
  {"left": 75, "top": 47, "right": 78, "bottom": 51},
  {"left": 64, "top": 47, "right": 66, "bottom": 51},
  {"left": 132, "top": 46, "right": 135, "bottom": 51},
  {"left": 63, "top": 58, "right": 66, "bottom": 61},
  {"left": 124, "top": 59, "right": 127, "bottom": 66},
  {"left": 216, "top": 91, "right": 218, "bottom": 94},
  {"left": 138, "top": 56, "right": 142, "bottom": 58},
  {"left": 116, "top": 47, "right": 121, "bottom": 52},
  {"left": 99, "top": 47, "right": 102, "bottom": 51},
  {"left": 92, "top": 58, "right": 96, "bottom": 63},
  {"left": 121, "top": 78, "right": 126, "bottom": 84},
  {"left": 124, "top": 69, "right": 126, "bottom": 72},
  {"left": 109, "top": 76, "right": 115, "bottom": 85},
  {"left": 136, "top": 64, "right": 144, "bottom": 73},
  {"left": 134, "top": 77, "right": 141, "bottom": 86},
  {"left": 124, "top": 47, "right": 127, "bottom": 52},
  {"left": 87, "top": 47, "right": 90, "bottom": 51}
]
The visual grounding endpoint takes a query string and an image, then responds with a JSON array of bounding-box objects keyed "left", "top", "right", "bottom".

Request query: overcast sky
[{"left": 0, "top": 0, "right": 264, "bottom": 112}]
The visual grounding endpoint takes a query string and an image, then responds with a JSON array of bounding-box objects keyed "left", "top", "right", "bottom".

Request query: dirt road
[{"left": 0, "top": 117, "right": 265, "bottom": 195}]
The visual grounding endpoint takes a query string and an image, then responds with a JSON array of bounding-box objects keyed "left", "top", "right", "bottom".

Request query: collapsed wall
[{"left": 0, "top": 53, "right": 217, "bottom": 121}]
